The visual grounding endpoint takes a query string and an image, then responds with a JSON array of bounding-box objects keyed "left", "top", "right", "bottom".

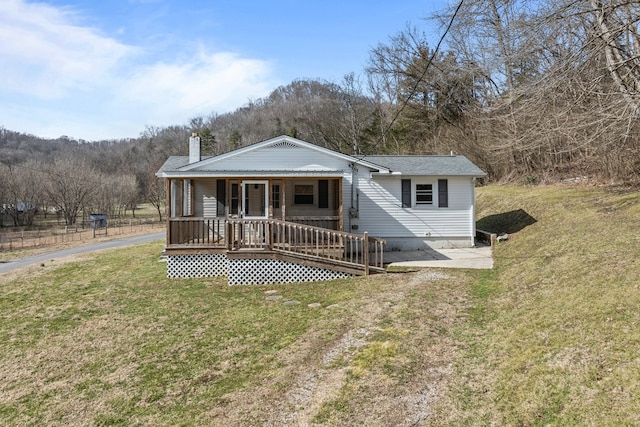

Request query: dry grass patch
[
  {"left": 6, "top": 184, "right": 634, "bottom": 425},
  {"left": 0, "top": 243, "right": 474, "bottom": 426},
  {"left": 436, "top": 185, "right": 640, "bottom": 425}
]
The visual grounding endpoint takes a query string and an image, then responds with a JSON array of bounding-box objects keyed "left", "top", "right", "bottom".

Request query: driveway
[{"left": 0, "top": 232, "right": 165, "bottom": 274}]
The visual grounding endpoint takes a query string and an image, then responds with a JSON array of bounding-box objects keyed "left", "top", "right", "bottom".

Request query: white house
[{"left": 156, "top": 135, "right": 486, "bottom": 284}]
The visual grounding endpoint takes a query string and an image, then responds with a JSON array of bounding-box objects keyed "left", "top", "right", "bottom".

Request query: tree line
[
  {"left": 2, "top": 0, "right": 639, "bottom": 228},
  {"left": 169, "top": 0, "right": 640, "bottom": 183}
]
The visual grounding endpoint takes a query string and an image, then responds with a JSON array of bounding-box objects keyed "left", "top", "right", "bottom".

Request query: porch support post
[
  {"left": 338, "top": 178, "right": 343, "bottom": 231},
  {"left": 239, "top": 181, "right": 244, "bottom": 217},
  {"left": 165, "top": 179, "right": 171, "bottom": 244},
  {"left": 268, "top": 179, "right": 273, "bottom": 219},
  {"left": 226, "top": 179, "right": 232, "bottom": 217},
  {"left": 189, "top": 179, "right": 195, "bottom": 216},
  {"left": 364, "top": 231, "right": 369, "bottom": 275},
  {"left": 281, "top": 178, "right": 287, "bottom": 221}
]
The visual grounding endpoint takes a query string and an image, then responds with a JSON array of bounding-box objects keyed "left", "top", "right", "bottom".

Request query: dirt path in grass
[{"left": 207, "top": 270, "right": 468, "bottom": 426}]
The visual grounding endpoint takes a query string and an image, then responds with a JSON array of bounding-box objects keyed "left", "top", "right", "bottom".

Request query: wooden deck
[{"left": 166, "top": 217, "right": 385, "bottom": 275}]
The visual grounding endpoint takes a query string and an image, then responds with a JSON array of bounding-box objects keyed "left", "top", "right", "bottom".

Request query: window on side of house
[
  {"left": 438, "top": 179, "right": 448, "bottom": 208},
  {"left": 401, "top": 179, "right": 411, "bottom": 208},
  {"left": 294, "top": 184, "right": 314, "bottom": 205},
  {"left": 415, "top": 184, "right": 433, "bottom": 205}
]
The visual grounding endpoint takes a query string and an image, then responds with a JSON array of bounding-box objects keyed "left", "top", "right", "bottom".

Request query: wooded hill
[{"left": 2, "top": 0, "right": 640, "bottom": 227}]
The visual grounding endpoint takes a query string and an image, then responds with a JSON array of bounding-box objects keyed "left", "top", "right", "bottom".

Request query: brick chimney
[{"left": 189, "top": 133, "right": 201, "bottom": 164}]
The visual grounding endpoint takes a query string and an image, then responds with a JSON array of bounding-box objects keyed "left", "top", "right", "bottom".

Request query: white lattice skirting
[
  {"left": 228, "top": 258, "right": 352, "bottom": 285},
  {"left": 167, "top": 254, "right": 228, "bottom": 278},
  {"left": 166, "top": 253, "right": 352, "bottom": 285}
]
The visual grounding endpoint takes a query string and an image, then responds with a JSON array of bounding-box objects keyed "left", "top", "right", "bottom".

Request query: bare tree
[
  {"left": 146, "top": 164, "right": 166, "bottom": 222},
  {"left": 0, "top": 161, "right": 43, "bottom": 226},
  {"left": 44, "top": 159, "right": 98, "bottom": 226}
]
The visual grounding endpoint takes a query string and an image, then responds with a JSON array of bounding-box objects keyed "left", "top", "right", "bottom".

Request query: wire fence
[{"left": 0, "top": 219, "right": 164, "bottom": 252}]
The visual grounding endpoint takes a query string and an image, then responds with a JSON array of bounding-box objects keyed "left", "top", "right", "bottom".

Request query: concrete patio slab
[{"left": 384, "top": 244, "right": 493, "bottom": 269}]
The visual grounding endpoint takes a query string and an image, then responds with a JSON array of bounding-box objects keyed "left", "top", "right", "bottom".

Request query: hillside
[
  {"left": 444, "top": 184, "right": 640, "bottom": 424},
  {"left": 0, "top": 184, "right": 638, "bottom": 425}
]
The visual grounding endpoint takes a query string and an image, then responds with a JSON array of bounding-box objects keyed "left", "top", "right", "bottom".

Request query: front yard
[{"left": 2, "top": 184, "right": 639, "bottom": 426}]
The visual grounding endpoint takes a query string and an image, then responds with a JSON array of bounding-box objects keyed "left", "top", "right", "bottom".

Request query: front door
[{"left": 242, "top": 180, "right": 268, "bottom": 218}]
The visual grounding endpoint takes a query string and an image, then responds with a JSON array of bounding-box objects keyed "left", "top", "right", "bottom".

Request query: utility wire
[{"left": 385, "top": 0, "right": 465, "bottom": 134}]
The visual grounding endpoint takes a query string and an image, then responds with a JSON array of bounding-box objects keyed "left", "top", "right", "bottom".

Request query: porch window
[
  {"left": 216, "top": 180, "right": 226, "bottom": 217},
  {"left": 318, "top": 180, "right": 329, "bottom": 208},
  {"left": 230, "top": 183, "right": 239, "bottom": 215},
  {"left": 294, "top": 184, "right": 314, "bottom": 205},
  {"left": 272, "top": 184, "right": 281, "bottom": 209},
  {"left": 416, "top": 184, "right": 433, "bottom": 205}
]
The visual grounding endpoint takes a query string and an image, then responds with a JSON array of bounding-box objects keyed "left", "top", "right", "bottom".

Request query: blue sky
[{"left": 1, "top": 0, "right": 448, "bottom": 141}]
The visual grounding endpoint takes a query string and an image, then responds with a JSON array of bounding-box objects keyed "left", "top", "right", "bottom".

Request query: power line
[{"left": 385, "top": 0, "right": 465, "bottom": 134}]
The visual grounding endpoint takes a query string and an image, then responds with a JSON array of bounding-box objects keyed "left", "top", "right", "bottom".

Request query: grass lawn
[
  {"left": 440, "top": 185, "right": 640, "bottom": 425},
  {"left": 0, "top": 184, "right": 638, "bottom": 426},
  {"left": 0, "top": 241, "right": 471, "bottom": 426}
]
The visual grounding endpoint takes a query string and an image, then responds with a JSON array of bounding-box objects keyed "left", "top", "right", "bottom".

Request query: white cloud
[
  {"left": 0, "top": 0, "right": 278, "bottom": 140},
  {"left": 0, "top": 0, "right": 134, "bottom": 98},
  {"left": 121, "top": 50, "right": 275, "bottom": 122}
]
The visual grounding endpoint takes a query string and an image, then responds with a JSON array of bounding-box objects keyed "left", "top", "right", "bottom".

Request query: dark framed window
[
  {"left": 272, "top": 184, "right": 280, "bottom": 209},
  {"left": 294, "top": 184, "right": 314, "bottom": 205},
  {"left": 438, "top": 179, "right": 448, "bottom": 208},
  {"left": 416, "top": 184, "right": 433, "bottom": 205},
  {"left": 318, "top": 180, "right": 329, "bottom": 208},
  {"left": 230, "top": 183, "right": 239, "bottom": 215},
  {"left": 401, "top": 179, "right": 411, "bottom": 208},
  {"left": 216, "top": 180, "right": 226, "bottom": 217}
]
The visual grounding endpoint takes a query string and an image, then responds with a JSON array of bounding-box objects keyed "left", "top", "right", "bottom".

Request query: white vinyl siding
[
  {"left": 356, "top": 175, "right": 474, "bottom": 238},
  {"left": 193, "top": 180, "right": 217, "bottom": 217}
]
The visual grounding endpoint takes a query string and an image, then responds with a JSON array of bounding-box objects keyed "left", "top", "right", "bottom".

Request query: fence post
[{"left": 364, "top": 232, "right": 369, "bottom": 275}]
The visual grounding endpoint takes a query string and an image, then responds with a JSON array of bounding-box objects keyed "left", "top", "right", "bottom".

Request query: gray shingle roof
[
  {"left": 156, "top": 156, "right": 189, "bottom": 175},
  {"left": 157, "top": 154, "right": 486, "bottom": 178},
  {"left": 362, "top": 155, "right": 486, "bottom": 177},
  {"left": 156, "top": 156, "right": 216, "bottom": 175}
]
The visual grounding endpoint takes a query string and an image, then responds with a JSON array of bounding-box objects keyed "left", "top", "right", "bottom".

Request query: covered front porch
[
  {"left": 167, "top": 176, "right": 344, "bottom": 231},
  {"left": 163, "top": 175, "right": 383, "bottom": 282}
]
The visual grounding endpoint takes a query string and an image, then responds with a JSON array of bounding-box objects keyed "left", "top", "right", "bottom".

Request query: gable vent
[{"left": 270, "top": 140, "right": 301, "bottom": 149}]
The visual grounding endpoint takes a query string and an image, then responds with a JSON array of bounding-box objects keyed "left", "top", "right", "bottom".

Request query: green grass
[
  {"left": 0, "top": 242, "right": 427, "bottom": 426},
  {"left": 441, "top": 185, "right": 640, "bottom": 426},
  {"left": 1, "top": 184, "right": 639, "bottom": 425}
]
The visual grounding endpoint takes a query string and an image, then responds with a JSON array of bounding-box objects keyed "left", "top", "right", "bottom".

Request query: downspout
[
  {"left": 348, "top": 162, "right": 358, "bottom": 231},
  {"left": 471, "top": 177, "right": 476, "bottom": 247}
]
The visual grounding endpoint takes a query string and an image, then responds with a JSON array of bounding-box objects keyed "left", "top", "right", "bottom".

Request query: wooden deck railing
[
  {"left": 168, "top": 217, "right": 226, "bottom": 246},
  {"left": 226, "top": 219, "right": 385, "bottom": 273},
  {"left": 167, "top": 217, "right": 385, "bottom": 273},
  {"left": 285, "top": 216, "right": 340, "bottom": 230}
]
